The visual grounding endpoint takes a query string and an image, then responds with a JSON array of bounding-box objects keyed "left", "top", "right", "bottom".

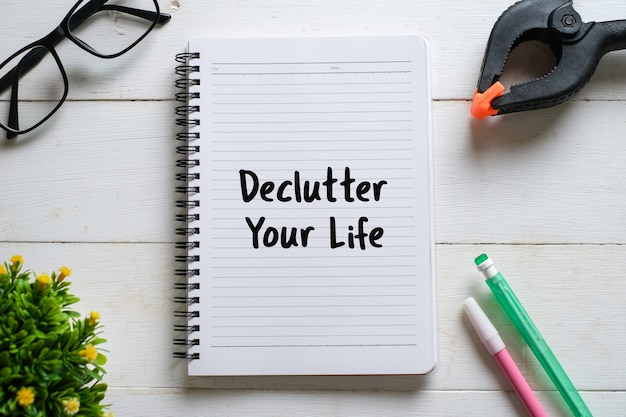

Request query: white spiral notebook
[{"left": 174, "top": 35, "right": 436, "bottom": 376}]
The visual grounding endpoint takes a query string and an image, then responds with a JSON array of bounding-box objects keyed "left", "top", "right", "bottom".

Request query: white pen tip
[{"left": 463, "top": 297, "right": 505, "bottom": 355}]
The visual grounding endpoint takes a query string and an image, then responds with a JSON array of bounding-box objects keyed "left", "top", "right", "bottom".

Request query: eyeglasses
[{"left": 0, "top": 0, "right": 171, "bottom": 139}]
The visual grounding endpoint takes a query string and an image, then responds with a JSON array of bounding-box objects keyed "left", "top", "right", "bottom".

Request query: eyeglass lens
[
  {"left": 0, "top": 47, "right": 66, "bottom": 132},
  {"left": 69, "top": 0, "right": 159, "bottom": 56}
]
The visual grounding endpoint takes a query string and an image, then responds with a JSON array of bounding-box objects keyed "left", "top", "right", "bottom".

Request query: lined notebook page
[{"left": 187, "top": 36, "right": 435, "bottom": 376}]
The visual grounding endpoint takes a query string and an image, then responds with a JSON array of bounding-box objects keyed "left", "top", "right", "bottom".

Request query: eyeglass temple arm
[
  {"left": 0, "top": 4, "right": 171, "bottom": 96},
  {"left": 0, "top": 50, "right": 45, "bottom": 99},
  {"left": 100, "top": 5, "right": 172, "bottom": 25},
  {"left": 6, "top": 54, "right": 31, "bottom": 138}
]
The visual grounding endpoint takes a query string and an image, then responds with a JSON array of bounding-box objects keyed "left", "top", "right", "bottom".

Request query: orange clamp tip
[{"left": 471, "top": 82, "right": 505, "bottom": 119}]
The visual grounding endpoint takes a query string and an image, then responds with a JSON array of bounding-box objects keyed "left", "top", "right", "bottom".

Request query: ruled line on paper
[
  {"left": 212, "top": 284, "right": 416, "bottom": 289},
  {"left": 210, "top": 206, "right": 415, "bottom": 211},
  {"left": 212, "top": 159, "right": 414, "bottom": 164},
  {"left": 211, "top": 101, "right": 413, "bottom": 106},
  {"left": 212, "top": 71, "right": 411, "bottom": 76},
  {"left": 209, "top": 215, "right": 417, "bottom": 221},
  {"left": 213, "top": 334, "right": 419, "bottom": 338},
  {"left": 212, "top": 91, "right": 413, "bottom": 95},
  {"left": 213, "top": 111, "right": 413, "bottom": 115},
  {"left": 212, "top": 120, "right": 413, "bottom": 125},
  {"left": 211, "top": 273, "right": 416, "bottom": 279},
  {"left": 209, "top": 265, "right": 418, "bottom": 269},
  {"left": 210, "top": 131, "right": 413, "bottom": 135},
  {"left": 212, "top": 83, "right": 412, "bottom": 88},
  {"left": 211, "top": 344, "right": 419, "bottom": 348},
  {"left": 213, "top": 314, "right": 418, "bottom": 318},
  {"left": 210, "top": 60, "right": 412, "bottom": 64}
]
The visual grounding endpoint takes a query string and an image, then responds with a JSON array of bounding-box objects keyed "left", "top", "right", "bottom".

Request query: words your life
[
  {"left": 239, "top": 168, "right": 387, "bottom": 249},
  {"left": 245, "top": 216, "right": 383, "bottom": 250}
]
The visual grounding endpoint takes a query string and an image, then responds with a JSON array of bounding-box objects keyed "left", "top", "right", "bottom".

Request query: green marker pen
[{"left": 474, "top": 254, "right": 592, "bottom": 417}]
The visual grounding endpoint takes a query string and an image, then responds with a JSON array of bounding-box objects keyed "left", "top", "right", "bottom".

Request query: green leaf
[
  {"left": 93, "top": 353, "right": 107, "bottom": 366},
  {"left": 89, "top": 337, "right": 107, "bottom": 346}
]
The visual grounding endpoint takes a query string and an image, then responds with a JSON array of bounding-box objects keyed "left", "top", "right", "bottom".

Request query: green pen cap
[{"left": 474, "top": 253, "right": 489, "bottom": 265}]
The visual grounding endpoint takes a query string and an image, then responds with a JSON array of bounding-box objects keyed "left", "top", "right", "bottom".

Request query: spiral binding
[{"left": 174, "top": 51, "right": 201, "bottom": 360}]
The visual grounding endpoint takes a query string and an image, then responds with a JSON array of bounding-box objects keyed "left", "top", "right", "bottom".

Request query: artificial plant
[{"left": 0, "top": 256, "right": 112, "bottom": 416}]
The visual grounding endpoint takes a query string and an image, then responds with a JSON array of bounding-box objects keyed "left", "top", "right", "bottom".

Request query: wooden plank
[
  {"left": 0, "top": 101, "right": 175, "bottom": 243},
  {"left": 434, "top": 100, "right": 626, "bottom": 244},
  {"left": 103, "top": 388, "right": 626, "bottom": 417}
]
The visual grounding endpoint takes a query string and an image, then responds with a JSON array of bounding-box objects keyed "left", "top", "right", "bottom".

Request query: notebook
[{"left": 174, "top": 35, "right": 436, "bottom": 376}]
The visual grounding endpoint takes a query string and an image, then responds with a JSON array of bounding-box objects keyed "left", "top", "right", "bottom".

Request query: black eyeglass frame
[{"left": 0, "top": 0, "right": 171, "bottom": 139}]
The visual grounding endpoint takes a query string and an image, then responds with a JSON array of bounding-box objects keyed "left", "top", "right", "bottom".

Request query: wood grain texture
[{"left": 0, "top": 0, "right": 625, "bottom": 415}]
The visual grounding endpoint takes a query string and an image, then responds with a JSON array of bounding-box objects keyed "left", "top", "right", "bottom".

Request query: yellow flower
[
  {"left": 103, "top": 412, "right": 115, "bottom": 417},
  {"left": 79, "top": 344, "right": 98, "bottom": 362},
  {"left": 10, "top": 255, "right": 23, "bottom": 265},
  {"left": 62, "top": 397, "right": 80, "bottom": 416},
  {"left": 36, "top": 273, "right": 52, "bottom": 290},
  {"left": 89, "top": 311, "right": 100, "bottom": 326},
  {"left": 16, "top": 386, "right": 35, "bottom": 407},
  {"left": 0, "top": 264, "right": 6, "bottom": 275},
  {"left": 58, "top": 266, "right": 72, "bottom": 282}
]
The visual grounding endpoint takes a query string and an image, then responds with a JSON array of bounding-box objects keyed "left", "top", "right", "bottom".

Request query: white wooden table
[{"left": 2, "top": 1, "right": 625, "bottom": 415}]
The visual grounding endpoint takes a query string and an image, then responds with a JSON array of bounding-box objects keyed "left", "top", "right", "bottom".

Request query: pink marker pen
[{"left": 463, "top": 297, "right": 548, "bottom": 417}]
